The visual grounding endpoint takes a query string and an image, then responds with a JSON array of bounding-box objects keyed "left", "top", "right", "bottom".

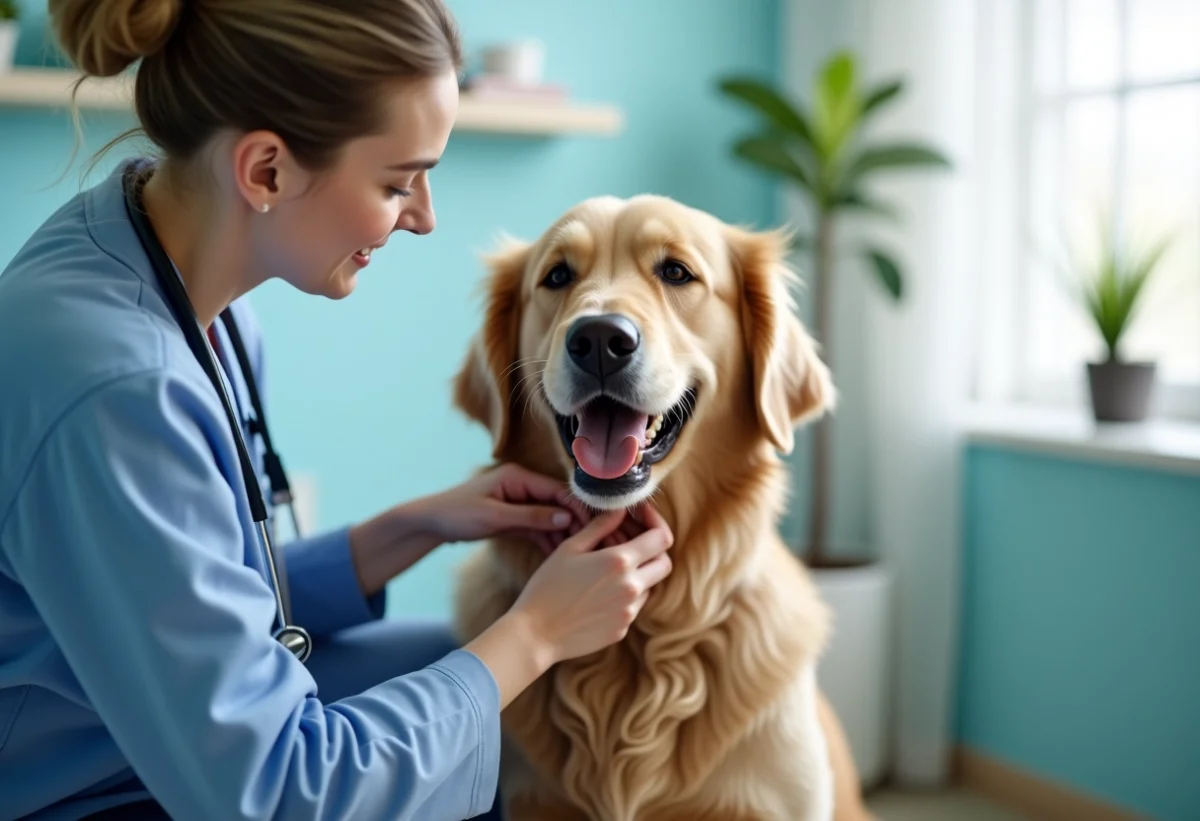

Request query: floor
[{"left": 866, "top": 788, "right": 1031, "bottom": 820}]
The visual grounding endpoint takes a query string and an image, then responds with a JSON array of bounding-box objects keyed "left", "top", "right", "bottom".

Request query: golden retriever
[{"left": 450, "top": 194, "right": 872, "bottom": 821}]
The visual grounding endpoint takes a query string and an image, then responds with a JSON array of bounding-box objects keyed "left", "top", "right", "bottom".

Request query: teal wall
[
  {"left": 958, "top": 444, "right": 1200, "bottom": 821},
  {"left": 0, "top": 0, "right": 784, "bottom": 618},
  {"left": 6, "top": 4, "right": 1200, "bottom": 818}
]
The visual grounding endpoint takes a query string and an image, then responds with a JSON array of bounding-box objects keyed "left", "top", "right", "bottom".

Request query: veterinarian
[{"left": 0, "top": 1, "right": 676, "bottom": 819}]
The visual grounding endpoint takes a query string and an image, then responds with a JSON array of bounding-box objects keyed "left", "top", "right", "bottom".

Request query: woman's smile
[{"left": 352, "top": 240, "right": 388, "bottom": 268}]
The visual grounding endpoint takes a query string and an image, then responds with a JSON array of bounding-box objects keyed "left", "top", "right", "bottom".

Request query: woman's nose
[
  {"left": 396, "top": 188, "right": 435, "bottom": 235},
  {"left": 398, "top": 207, "right": 435, "bottom": 235}
]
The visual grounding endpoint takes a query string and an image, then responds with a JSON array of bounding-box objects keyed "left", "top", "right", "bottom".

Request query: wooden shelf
[{"left": 0, "top": 67, "right": 625, "bottom": 137}]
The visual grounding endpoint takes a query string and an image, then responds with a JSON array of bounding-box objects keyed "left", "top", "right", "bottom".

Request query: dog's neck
[{"left": 497, "top": 422, "right": 792, "bottom": 620}]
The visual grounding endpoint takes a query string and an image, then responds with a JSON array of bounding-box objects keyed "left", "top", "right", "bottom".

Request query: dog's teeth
[
  {"left": 645, "top": 428, "right": 656, "bottom": 442},
  {"left": 635, "top": 449, "right": 644, "bottom": 466}
]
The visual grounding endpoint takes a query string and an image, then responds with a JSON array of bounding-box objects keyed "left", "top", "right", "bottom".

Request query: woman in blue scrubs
[{"left": 0, "top": 1, "right": 675, "bottom": 819}]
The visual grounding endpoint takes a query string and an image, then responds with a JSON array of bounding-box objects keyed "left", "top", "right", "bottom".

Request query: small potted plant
[
  {"left": 1062, "top": 217, "right": 1173, "bottom": 423},
  {"left": 0, "top": 0, "right": 18, "bottom": 74}
]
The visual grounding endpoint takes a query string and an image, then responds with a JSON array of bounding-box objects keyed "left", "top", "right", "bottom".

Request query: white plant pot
[
  {"left": 0, "top": 21, "right": 18, "bottom": 74},
  {"left": 812, "top": 562, "right": 893, "bottom": 789}
]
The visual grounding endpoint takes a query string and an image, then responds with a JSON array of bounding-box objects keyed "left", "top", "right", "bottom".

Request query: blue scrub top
[{"left": 0, "top": 160, "right": 500, "bottom": 820}]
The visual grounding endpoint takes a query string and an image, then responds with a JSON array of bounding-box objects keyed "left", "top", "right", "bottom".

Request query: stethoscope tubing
[{"left": 121, "top": 165, "right": 312, "bottom": 664}]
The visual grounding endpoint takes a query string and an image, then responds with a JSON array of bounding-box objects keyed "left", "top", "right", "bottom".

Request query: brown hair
[{"left": 50, "top": 0, "right": 463, "bottom": 174}]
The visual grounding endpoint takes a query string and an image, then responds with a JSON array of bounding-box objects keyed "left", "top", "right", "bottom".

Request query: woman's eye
[
  {"left": 658, "top": 259, "right": 694, "bottom": 285},
  {"left": 541, "top": 262, "right": 575, "bottom": 290},
  {"left": 388, "top": 186, "right": 412, "bottom": 198}
]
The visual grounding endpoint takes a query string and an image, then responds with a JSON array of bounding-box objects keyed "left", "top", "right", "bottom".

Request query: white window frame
[{"left": 970, "top": 0, "right": 1200, "bottom": 423}]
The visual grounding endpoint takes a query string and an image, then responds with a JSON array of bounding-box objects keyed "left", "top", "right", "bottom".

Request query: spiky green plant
[
  {"left": 717, "top": 50, "right": 952, "bottom": 567},
  {"left": 1065, "top": 219, "right": 1172, "bottom": 363},
  {"left": 0, "top": 0, "right": 18, "bottom": 22}
]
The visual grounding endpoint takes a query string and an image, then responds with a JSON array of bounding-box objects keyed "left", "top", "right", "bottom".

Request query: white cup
[{"left": 480, "top": 39, "right": 546, "bottom": 86}]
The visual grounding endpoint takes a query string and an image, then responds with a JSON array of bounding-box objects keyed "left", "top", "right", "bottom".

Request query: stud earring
[{"left": 260, "top": 203, "right": 271, "bottom": 214}]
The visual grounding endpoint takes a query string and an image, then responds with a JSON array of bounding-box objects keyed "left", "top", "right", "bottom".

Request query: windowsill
[{"left": 962, "top": 403, "right": 1200, "bottom": 477}]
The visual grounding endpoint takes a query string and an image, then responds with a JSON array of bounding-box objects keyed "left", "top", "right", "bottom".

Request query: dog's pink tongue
[{"left": 572, "top": 401, "right": 648, "bottom": 480}]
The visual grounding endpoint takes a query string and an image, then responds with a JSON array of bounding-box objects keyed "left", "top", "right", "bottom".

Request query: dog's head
[{"left": 453, "top": 195, "right": 834, "bottom": 511}]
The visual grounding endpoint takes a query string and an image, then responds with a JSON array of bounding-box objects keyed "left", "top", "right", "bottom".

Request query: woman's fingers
[
  {"left": 633, "top": 552, "right": 673, "bottom": 590},
  {"left": 559, "top": 509, "right": 626, "bottom": 554},
  {"left": 630, "top": 587, "right": 650, "bottom": 614},
  {"left": 617, "top": 515, "right": 645, "bottom": 543},
  {"left": 556, "top": 492, "right": 594, "bottom": 528},
  {"left": 621, "top": 520, "right": 674, "bottom": 566},
  {"left": 495, "top": 463, "right": 568, "bottom": 501},
  {"left": 496, "top": 501, "right": 575, "bottom": 533},
  {"left": 637, "top": 503, "right": 668, "bottom": 531}
]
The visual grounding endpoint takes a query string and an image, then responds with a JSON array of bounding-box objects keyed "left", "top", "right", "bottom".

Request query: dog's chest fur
[{"left": 493, "top": 531, "right": 828, "bottom": 821}]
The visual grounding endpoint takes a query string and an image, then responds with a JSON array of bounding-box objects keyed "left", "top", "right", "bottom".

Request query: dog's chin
[{"left": 551, "top": 387, "right": 698, "bottom": 511}]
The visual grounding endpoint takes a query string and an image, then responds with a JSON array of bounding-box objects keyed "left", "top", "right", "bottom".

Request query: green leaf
[
  {"left": 834, "top": 189, "right": 899, "bottom": 221},
  {"left": 731, "top": 134, "right": 815, "bottom": 192},
  {"left": 717, "top": 76, "right": 817, "bottom": 150},
  {"left": 819, "top": 52, "right": 856, "bottom": 105},
  {"left": 861, "top": 79, "right": 904, "bottom": 118},
  {"left": 814, "top": 51, "right": 862, "bottom": 160},
  {"left": 841, "top": 143, "right": 953, "bottom": 190},
  {"left": 861, "top": 246, "right": 904, "bottom": 300},
  {"left": 1077, "top": 231, "right": 1171, "bottom": 359}
]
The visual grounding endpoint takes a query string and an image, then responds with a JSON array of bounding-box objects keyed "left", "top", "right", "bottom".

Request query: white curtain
[
  {"left": 782, "top": 0, "right": 986, "bottom": 787},
  {"left": 854, "top": 0, "right": 981, "bottom": 785}
]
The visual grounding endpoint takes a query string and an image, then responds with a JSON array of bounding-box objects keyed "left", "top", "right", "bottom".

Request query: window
[{"left": 976, "top": 0, "right": 1200, "bottom": 420}]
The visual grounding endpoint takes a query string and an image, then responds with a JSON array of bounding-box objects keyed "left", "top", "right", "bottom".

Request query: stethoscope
[{"left": 122, "top": 165, "right": 313, "bottom": 664}]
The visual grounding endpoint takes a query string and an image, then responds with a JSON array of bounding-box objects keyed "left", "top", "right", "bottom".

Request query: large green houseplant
[{"left": 717, "top": 50, "right": 952, "bottom": 568}]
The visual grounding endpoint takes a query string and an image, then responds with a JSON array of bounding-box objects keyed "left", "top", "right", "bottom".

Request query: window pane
[
  {"left": 1128, "top": 0, "right": 1200, "bottom": 84},
  {"left": 1033, "top": 0, "right": 1067, "bottom": 95},
  {"left": 1026, "top": 99, "right": 1119, "bottom": 384},
  {"left": 1118, "top": 86, "right": 1200, "bottom": 385},
  {"left": 1066, "top": 0, "right": 1120, "bottom": 89}
]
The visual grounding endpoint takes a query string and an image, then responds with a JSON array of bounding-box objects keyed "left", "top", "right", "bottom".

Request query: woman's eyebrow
[{"left": 387, "top": 159, "right": 439, "bottom": 171}]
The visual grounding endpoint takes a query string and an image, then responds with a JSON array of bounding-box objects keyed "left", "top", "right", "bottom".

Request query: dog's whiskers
[
  {"left": 501, "top": 357, "right": 546, "bottom": 384},
  {"left": 520, "top": 372, "right": 547, "bottom": 423},
  {"left": 533, "top": 380, "right": 556, "bottom": 425},
  {"left": 511, "top": 366, "right": 547, "bottom": 422},
  {"left": 682, "top": 390, "right": 697, "bottom": 419}
]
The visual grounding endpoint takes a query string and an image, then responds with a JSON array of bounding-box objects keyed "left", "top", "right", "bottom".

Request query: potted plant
[
  {"left": 716, "top": 50, "right": 952, "bottom": 786},
  {"left": 0, "top": 0, "right": 18, "bottom": 74},
  {"left": 1061, "top": 217, "right": 1172, "bottom": 423}
]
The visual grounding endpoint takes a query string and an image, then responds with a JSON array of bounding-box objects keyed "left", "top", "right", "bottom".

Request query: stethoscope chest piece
[{"left": 275, "top": 625, "right": 314, "bottom": 664}]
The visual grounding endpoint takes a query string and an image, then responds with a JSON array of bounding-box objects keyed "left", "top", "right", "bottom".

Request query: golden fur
[{"left": 450, "top": 195, "right": 864, "bottom": 820}]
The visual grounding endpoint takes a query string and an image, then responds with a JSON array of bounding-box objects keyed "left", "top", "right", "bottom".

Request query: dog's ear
[
  {"left": 452, "top": 237, "right": 532, "bottom": 458},
  {"left": 730, "top": 225, "right": 835, "bottom": 454}
]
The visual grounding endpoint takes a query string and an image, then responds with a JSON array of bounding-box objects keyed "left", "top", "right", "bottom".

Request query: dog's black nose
[{"left": 566, "top": 313, "right": 640, "bottom": 381}]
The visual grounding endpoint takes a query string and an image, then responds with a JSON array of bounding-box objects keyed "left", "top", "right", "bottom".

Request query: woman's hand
[
  {"left": 409, "top": 463, "right": 592, "bottom": 552},
  {"left": 511, "top": 503, "right": 674, "bottom": 664},
  {"left": 464, "top": 503, "right": 675, "bottom": 709},
  {"left": 348, "top": 463, "right": 591, "bottom": 597}
]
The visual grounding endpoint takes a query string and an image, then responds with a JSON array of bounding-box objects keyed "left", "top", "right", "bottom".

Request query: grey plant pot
[{"left": 1086, "top": 359, "right": 1156, "bottom": 422}]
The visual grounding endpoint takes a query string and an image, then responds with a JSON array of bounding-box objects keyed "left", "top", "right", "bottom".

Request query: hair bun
[{"left": 50, "top": 0, "right": 185, "bottom": 78}]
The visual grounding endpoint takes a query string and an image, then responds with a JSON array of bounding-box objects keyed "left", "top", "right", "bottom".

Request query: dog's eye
[
  {"left": 541, "top": 262, "right": 575, "bottom": 290},
  {"left": 657, "top": 259, "right": 695, "bottom": 285}
]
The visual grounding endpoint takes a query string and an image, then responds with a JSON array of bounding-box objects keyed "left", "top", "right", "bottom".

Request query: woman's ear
[
  {"left": 452, "top": 237, "right": 532, "bottom": 459},
  {"left": 731, "top": 225, "right": 836, "bottom": 454}
]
